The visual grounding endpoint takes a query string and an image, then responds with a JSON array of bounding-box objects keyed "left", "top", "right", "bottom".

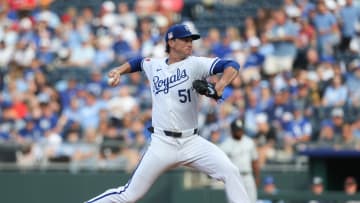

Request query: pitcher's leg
[
  {"left": 183, "top": 137, "right": 251, "bottom": 203},
  {"left": 85, "top": 135, "right": 177, "bottom": 203}
]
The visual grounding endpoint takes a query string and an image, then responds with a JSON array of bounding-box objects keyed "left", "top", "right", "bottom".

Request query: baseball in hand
[{"left": 108, "top": 77, "right": 116, "bottom": 85}]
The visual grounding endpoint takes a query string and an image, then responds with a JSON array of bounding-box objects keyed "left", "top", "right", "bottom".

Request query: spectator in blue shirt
[
  {"left": 244, "top": 92, "right": 262, "bottom": 137},
  {"left": 268, "top": 9, "right": 298, "bottom": 57},
  {"left": 258, "top": 175, "right": 283, "bottom": 203},
  {"left": 258, "top": 81, "right": 274, "bottom": 112},
  {"left": 322, "top": 108, "right": 346, "bottom": 138},
  {"left": 211, "top": 35, "right": 232, "bottom": 58},
  {"left": 317, "top": 120, "right": 336, "bottom": 148},
  {"left": 353, "top": 117, "right": 360, "bottom": 139},
  {"left": 283, "top": 105, "right": 312, "bottom": 145},
  {"left": 18, "top": 117, "right": 42, "bottom": 142},
  {"left": 0, "top": 104, "right": 15, "bottom": 141},
  {"left": 36, "top": 101, "right": 59, "bottom": 134},
  {"left": 298, "top": 0, "right": 316, "bottom": 19},
  {"left": 264, "top": 9, "right": 298, "bottom": 75},
  {"left": 113, "top": 33, "right": 134, "bottom": 63},
  {"left": 93, "top": 36, "right": 114, "bottom": 69},
  {"left": 266, "top": 87, "right": 294, "bottom": 127},
  {"left": 345, "top": 64, "right": 360, "bottom": 107},
  {"left": 78, "top": 91, "right": 104, "bottom": 129},
  {"left": 322, "top": 75, "right": 348, "bottom": 107},
  {"left": 242, "top": 37, "right": 265, "bottom": 84},
  {"left": 312, "top": 1, "right": 339, "bottom": 56},
  {"left": 339, "top": 0, "right": 360, "bottom": 51}
]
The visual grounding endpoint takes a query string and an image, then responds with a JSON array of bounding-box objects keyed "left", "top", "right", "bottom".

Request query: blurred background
[{"left": 1, "top": 0, "right": 360, "bottom": 202}]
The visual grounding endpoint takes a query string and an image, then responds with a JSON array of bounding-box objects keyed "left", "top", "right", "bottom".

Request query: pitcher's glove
[{"left": 192, "top": 80, "right": 222, "bottom": 100}]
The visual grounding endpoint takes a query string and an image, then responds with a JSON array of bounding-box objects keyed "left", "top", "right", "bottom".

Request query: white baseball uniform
[
  {"left": 220, "top": 135, "right": 258, "bottom": 203},
  {"left": 85, "top": 56, "right": 251, "bottom": 203}
]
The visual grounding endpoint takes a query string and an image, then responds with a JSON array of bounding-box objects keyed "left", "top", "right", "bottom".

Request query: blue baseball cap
[
  {"left": 264, "top": 176, "right": 275, "bottom": 185},
  {"left": 165, "top": 24, "right": 200, "bottom": 42}
]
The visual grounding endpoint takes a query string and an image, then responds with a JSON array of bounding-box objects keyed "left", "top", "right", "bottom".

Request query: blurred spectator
[
  {"left": 211, "top": 31, "right": 232, "bottom": 58},
  {"left": 317, "top": 120, "right": 336, "bottom": 148},
  {"left": 244, "top": 16, "right": 257, "bottom": 41},
  {"left": 78, "top": 91, "right": 104, "bottom": 129},
  {"left": 346, "top": 63, "right": 360, "bottom": 107},
  {"left": 68, "top": 39, "right": 95, "bottom": 67},
  {"left": 36, "top": 98, "right": 59, "bottom": 135},
  {"left": 138, "top": 16, "right": 157, "bottom": 57},
  {"left": 334, "top": 122, "right": 360, "bottom": 150},
  {"left": 344, "top": 176, "right": 360, "bottom": 203},
  {"left": 244, "top": 91, "right": 262, "bottom": 137},
  {"left": 298, "top": 17, "right": 316, "bottom": 49},
  {"left": 264, "top": 9, "right": 298, "bottom": 75},
  {"left": 116, "top": 2, "right": 137, "bottom": 29},
  {"left": 293, "top": 83, "right": 312, "bottom": 114},
  {"left": 0, "top": 40, "right": 14, "bottom": 67},
  {"left": 308, "top": 176, "right": 334, "bottom": 203},
  {"left": 312, "top": 1, "right": 339, "bottom": 57},
  {"left": 208, "top": 129, "right": 224, "bottom": 146},
  {"left": 257, "top": 175, "right": 284, "bottom": 203},
  {"left": 242, "top": 37, "right": 265, "bottom": 84},
  {"left": 258, "top": 81, "right": 274, "bottom": 112},
  {"left": 112, "top": 30, "right": 135, "bottom": 63},
  {"left": 349, "top": 26, "right": 360, "bottom": 53},
  {"left": 282, "top": 104, "right": 312, "bottom": 152},
  {"left": 93, "top": 36, "right": 115, "bottom": 69},
  {"left": 311, "top": 176, "right": 324, "bottom": 195},
  {"left": 327, "top": 107, "right": 346, "bottom": 138},
  {"left": 304, "top": 48, "right": 320, "bottom": 71},
  {"left": 345, "top": 176, "right": 358, "bottom": 195},
  {"left": 107, "top": 86, "right": 138, "bottom": 124},
  {"left": 0, "top": 103, "right": 17, "bottom": 141},
  {"left": 17, "top": 116, "right": 41, "bottom": 143},
  {"left": 13, "top": 40, "right": 35, "bottom": 67},
  {"left": 225, "top": 26, "right": 242, "bottom": 53},
  {"left": 255, "top": 8, "right": 270, "bottom": 34},
  {"left": 254, "top": 113, "right": 277, "bottom": 168},
  {"left": 262, "top": 175, "right": 276, "bottom": 194},
  {"left": 100, "top": 1, "right": 117, "bottom": 29},
  {"left": 353, "top": 117, "right": 360, "bottom": 139},
  {"left": 265, "top": 87, "right": 293, "bottom": 127},
  {"left": 69, "top": 127, "right": 99, "bottom": 171},
  {"left": 322, "top": 75, "right": 348, "bottom": 107},
  {"left": 338, "top": 0, "right": 360, "bottom": 51},
  {"left": 258, "top": 32, "right": 275, "bottom": 57}
]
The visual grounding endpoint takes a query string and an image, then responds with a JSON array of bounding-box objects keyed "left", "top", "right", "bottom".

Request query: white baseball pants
[{"left": 85, "top": 133, "right": 251, "bottom": 203}]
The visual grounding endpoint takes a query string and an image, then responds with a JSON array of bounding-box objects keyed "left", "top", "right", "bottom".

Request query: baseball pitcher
[{"left": 85, "top": 24, "right": 251, "bottom": 203}]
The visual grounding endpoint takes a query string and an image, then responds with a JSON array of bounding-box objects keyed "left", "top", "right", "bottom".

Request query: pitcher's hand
[{"left": 108, "top": 68, "right": 121, "bottom": 86}]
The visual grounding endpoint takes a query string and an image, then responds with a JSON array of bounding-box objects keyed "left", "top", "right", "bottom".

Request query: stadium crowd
[{"left": 0, "top": 0, "right": 360, "bottom": 171}]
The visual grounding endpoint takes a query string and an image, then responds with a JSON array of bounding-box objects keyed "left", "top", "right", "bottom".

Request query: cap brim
[
  {"left": 191, "top": 34, "right": 201, "bottom": 40},
  {"left": 179, "top": 34, "right": 200, "bottom": 40}
]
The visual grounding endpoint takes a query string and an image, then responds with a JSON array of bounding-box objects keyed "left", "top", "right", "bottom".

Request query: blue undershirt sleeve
[
  {"left": 212, "top": 60, "right": 240, "bottom": 74},
  {"left": 128, "top": 57, "right": 144, "bottom": 72}
]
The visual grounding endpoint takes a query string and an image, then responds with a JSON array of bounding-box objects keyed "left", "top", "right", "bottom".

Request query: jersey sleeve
[
  {"left": 192, "top": 56, "right": 221, "bottom": 79},
  {"left": 128, "top": 57, "right": 144, "bottom": 72},
  {"left": 192, "top": 56, "right": 240, "bottom": 79},
  {"left": 138, "top": 58, "right": 153, "bottom": 77}
]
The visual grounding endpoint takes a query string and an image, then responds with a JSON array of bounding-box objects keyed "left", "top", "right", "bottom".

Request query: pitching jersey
[{"left": 133, "top": 56, "right": 220, "bottom": 131}]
